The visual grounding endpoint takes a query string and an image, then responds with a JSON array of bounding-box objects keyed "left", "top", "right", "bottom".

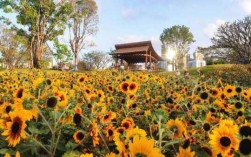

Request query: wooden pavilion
[{"left": 111, "top": 41, "right": 164, "bottom": 70}]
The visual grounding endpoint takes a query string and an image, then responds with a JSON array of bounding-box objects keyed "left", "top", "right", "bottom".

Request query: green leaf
[{"left": 0, "top": 148, "right": 9, "bottom": 154}]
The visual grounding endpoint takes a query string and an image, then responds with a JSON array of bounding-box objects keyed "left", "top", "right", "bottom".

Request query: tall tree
[
  {"left": 0, "top": 0, "right": 73, "bottom": 68},
  {"left": 0, "top": 24, "right": 29, "bottom": 69},
  {"left": 160, "top": 25, "right": 195, "bottom": 69},
  {"left": 68, "top": 0, "right": 98, "bottom": 70},
  {"left": 211, "top": 16, "right": 251, "bottom": 64}
]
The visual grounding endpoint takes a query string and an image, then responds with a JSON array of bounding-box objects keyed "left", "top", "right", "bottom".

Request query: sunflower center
[
  {"left": 11, "top": 122, "right": 20, "bottom": 134},
  {"left": 220, "top": 136, "right": 231, "bottom": 147},
  {"left": 17, "top": 88, "right": 24, "bottom": 98},
  {"left": 122, "top": 83, "right": 129, "bottom": 92},
  {"left": 135, "top": 153, "right": 147, "bottom": 157},
  {"left": 73, "top": 113, "right": 82, "bottom": 125},
  {"left": 108, "top": 129, "right": 113, "bottom": 136},
  {"left": 122, "top": 122, "right": 129, "bottom": 129},
  {"left": 129, "top": 84, "right": 136, "bottom": 90},
  {"left": 227, "top": 89, "right": 232, "bottom": 93},
  {"left": 239, "top": 139, "right": 251, "bottom": 155},
  {"left": 104, "top": 114, "right": 109, "bottom": 120},
  {"left": 47, "top": 97, "right": 57, "bottom": 108},
  {"left": 5, "top": 105, "right": 11, "bottom": 113},
  {"left": 200, "top": 92, "right": 208, "bottom": 100},
  {"left": 79, "top": 77, "right": 84, "bottom": 82},
  {"left": 76, "top": 132, "right": 84, "bottom": 140}
]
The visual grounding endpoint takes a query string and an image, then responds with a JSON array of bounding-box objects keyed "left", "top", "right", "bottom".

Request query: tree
[
  {"left": 211, "top": 16, "right": 251, "bottom": 64},
  {"left": 82, "top": 51, "right": 113, "bottom": 70},
  {"left": 68, "top": 0, "right": 98, "bottom": 70},
  {"left": 197, "top": 47, "right": 231, "bottom": 65},
  {"left": 160, "top": 25, "right": 195, "bottom": 69},
  {"left": 53, "top": 39, "right": 73, "bottom": 68},
  {"left": 0, "top": 24, "right": 29, "bottom": 69},
  {"left": 0, "top": 0, "right": 73, "bottom": 68}
]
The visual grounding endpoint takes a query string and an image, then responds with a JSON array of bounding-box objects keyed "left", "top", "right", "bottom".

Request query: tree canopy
[
  {"left": 0, "top": 0, "right": 73, "bottom": 68},
  {"left": 211, "top": 16, "right": 251, "bottom": 64},
  {"left": 160, "top": 25, "right": 195, "bottom": 69}
]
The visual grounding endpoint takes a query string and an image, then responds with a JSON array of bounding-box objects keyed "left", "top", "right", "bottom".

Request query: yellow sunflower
[
  {"left": 119, "top": 81, "right": 130, "bottom": 93},
  {"left": 90, "top": 121, "right": 99, "bottom": 147},
  {"left": 223, "top": 84, "right": 236, "bottom": 98},
  {"left": 105, "top": 152, "right": 118, "bottom": 157},
  {"left": 100, "top": 111, "right": 116, "bottom": 123},
  {"left": 73, "top": 130, "right": 85, "bottom": 144},
  {"left": 2, "top": 111, "right": 27, "bottom": 147},
  {"left": 209, "top": 87, "right": 221, "bottom": 98},
  {"left": 167, "top": 119, "right": 186, "bottom": 139},
  {"left": 79, "top": 153, "right": 93, "bottom": 157},
  {"left": 13, "top": 101, "right": 38, "bottom": 121},
  {"left": 128, "top": 82, "right": 139, "bottom": 94},
  {"left": 126, "top": 127, "right": 147, "bottom": 141},
  {"left": 105, "top": 124, "right": 115, "bottom": 141},
  {"left": 129, "top": 136, "right": 164, "bottom": 157},
  {"left": 209, "top": 125, "right": 239, "bottom": 156},
  {"left": 121, "top": 118, "right": 135, "bottom": 130},
  {"left": 176, "top": 147, "right": 195, "bottom": 157}
]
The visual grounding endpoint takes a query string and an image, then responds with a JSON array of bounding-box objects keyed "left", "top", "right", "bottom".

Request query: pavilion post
[
  {"left": 150, "top": 50, "right": 152, "bottom": 70},
  {"left": 145, "top": 50, "right": 148, "bottom": 70},
  {"left": 115, "top": 56, "right": 118, "bottom": 69}
]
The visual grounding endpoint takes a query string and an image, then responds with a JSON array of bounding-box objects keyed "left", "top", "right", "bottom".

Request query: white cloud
[
  {"left": 121, "top": 8, "right": 134, "bottom": 19},
  {"left": 240, "top": 0, "right": 251, "bottom": 14},
  {"left": 204, "top": 19, "right": 225, "bottom": 38}
]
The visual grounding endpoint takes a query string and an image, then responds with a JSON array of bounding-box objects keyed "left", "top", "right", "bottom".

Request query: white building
[{"left": 187, "top": 51, "right": 206, "bottom": 68}]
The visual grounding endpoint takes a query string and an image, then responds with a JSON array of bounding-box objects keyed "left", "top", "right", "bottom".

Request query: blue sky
[
  {"left": 1, "top": 0, "right": 251, "bottom": 57},
  {"left": 91, "top": 0, "right": 251, "bottom": 56}
]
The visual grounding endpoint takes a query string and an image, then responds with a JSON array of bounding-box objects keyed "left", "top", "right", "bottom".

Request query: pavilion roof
[{"left": 113, "top": 41, "right": 165, "bottom": 63}]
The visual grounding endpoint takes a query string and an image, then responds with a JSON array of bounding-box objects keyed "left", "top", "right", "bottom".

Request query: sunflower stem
[
  {"left": 31, "top": 136, "right": 52, "bottom": 156},
  {"left": 98, "top": 131, "right": 110, "bottom": 152},
  {"left": 52, "top": 129, "right": 62, "bottom": 157},
  {"left": 158, "top": 116, "right": 163, "bottom": 150}
]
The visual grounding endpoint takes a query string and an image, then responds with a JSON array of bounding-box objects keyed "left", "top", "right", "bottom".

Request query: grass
[{"left": 187, "top": 64, "right": 233, "bottom": 76}]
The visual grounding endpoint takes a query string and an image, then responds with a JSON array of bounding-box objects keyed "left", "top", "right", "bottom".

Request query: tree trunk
[{"left": 73, "top": 53, "right": 78, "bottom": 70}]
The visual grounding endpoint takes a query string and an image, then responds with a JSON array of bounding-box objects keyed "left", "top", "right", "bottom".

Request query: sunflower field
[{"left": 0, "top": 68, "right": 251, "bottom": 157}]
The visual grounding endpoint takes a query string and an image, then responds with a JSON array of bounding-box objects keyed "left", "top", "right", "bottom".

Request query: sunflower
[
  {"left": 73, "top": 130, "right": 85, "bottom": 144},
  {"left": 167, "top": 119, "right": 186, "bottom": 139},
  {"left": 209, "top": 87, "right": 221, "bottom": 98},
  {"left": 2, "top": 111, "right": 27, "bottom": 147},
  {"left": 209, "top": 125, "right": 239, "bottom": 156},
  {"left": 176, "top": 147, "right": 195, "bottom": 157},
  {"left": 126, "top": 127, "right": 147, "bottom": 140},
  {"left": 224, "top": 84, "right": 236, "bottom": 98},
  {"left": 14, "top": 87, "right": 28, "bottom": 102},
  {"left": 90, "top": 121, "right": 99, "bottom": 147},
  {"left": 121, "top": 118, "right": 135, "bottom": 130},
  {"left": 106, "top": 85, "right": 114, "bottom": 93},
  {"left": 77, "top": 75, "right": 88, "bottom": 85},
  {"left": 105, "top": 124, "right": 115, "bottom": 141},
  {"left": 105, "top": 152, "right": 118, "bottom": 157},
  {"left": 128, "top": 82, "right": 138, "bottom": 94},
  {"left": 119, "top": 81, "right": 129, "bottom": 93},
  {"left": 12, "top": 101, "right": 38, "bottom": 121},
  {"left": 100, "top": 111, "right": 116, "bottom": 123},
  {"left": 79, "top": 153, "right": 93, "bottom": 157},
  {"left": 129, "top": 136, "right": 164, "bottom": 157}
]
